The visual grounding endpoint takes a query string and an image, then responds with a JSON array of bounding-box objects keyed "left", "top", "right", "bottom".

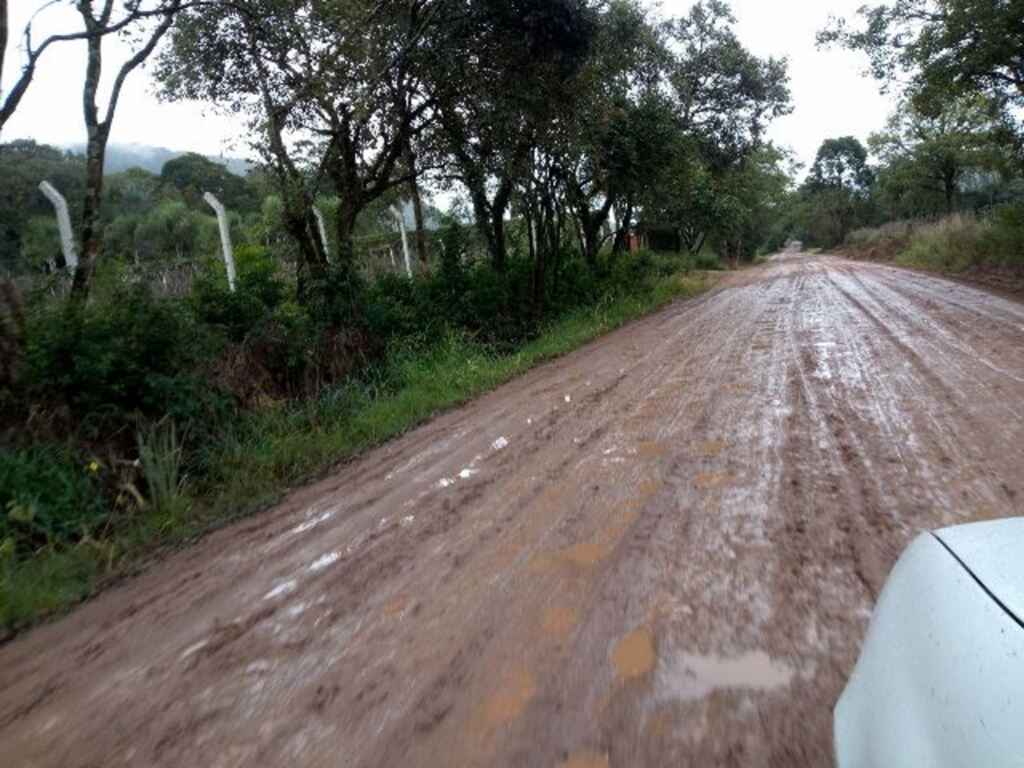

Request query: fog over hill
[{"left": 64, "top": 142, "right": 253, "bottom": 176}]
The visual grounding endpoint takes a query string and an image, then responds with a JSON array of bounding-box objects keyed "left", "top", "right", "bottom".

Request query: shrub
[
  {"left": 191, "top": 245, "right": 287, "bottom": 341},
  {"left": 845, "top": 206, "right": 1024, "bottom": 273},
  {"left": 23, "top": 285, "right": 211, "bottom": 433},
  {"left": 1, "top": 444, "right": 108, "bottom": 555}
]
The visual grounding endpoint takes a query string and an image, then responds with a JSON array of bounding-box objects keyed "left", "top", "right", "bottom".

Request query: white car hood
[{"left": 935, "top": 517, "right": 1024, "bottom": 625}]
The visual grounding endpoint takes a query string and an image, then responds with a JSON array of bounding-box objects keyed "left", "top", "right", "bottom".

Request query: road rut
[{"left": 2, "top": 252, "right": 1023, "bottom": 766}]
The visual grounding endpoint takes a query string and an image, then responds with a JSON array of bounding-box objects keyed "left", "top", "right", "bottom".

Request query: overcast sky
[{"left": 2, "top": 0, "right": 897, "bottom": 175}]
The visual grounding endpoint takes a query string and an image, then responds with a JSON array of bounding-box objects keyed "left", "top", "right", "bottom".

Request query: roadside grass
[
  {"left": 844, "top": 207, "right": 1024, "bottom": 274},
  {"left": 1, "top": 270, "right": 716, "bottom": 634}
]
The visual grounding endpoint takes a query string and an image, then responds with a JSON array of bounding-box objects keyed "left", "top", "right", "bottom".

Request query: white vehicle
[{"left": 834, "top": 518, "right": 1024, "bottom": 767}]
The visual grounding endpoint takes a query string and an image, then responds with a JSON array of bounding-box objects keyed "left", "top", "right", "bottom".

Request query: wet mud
[{"left": 2, "top": 252, "right": 1023, "bottom": 766}]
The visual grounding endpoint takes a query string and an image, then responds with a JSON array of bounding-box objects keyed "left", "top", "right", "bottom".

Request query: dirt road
[{"left": 3, "top": 252, "right": 1024, "bottom": 767}]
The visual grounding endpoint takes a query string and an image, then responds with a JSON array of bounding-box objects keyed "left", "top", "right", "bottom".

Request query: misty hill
[{"left": 65, "top": 142, "right": 253, "bottom": 176}]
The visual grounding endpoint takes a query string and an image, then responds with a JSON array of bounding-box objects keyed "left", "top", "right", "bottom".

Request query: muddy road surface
[{"left": 3, "top": 252, "right": 1024, "bottom": 767}]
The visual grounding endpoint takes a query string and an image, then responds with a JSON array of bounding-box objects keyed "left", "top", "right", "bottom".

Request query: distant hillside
[{"left": 65, "top": 142, "right": 253, "bottom": 176}]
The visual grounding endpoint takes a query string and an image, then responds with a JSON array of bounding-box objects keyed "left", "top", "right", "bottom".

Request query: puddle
[
  {"left": 308, "top": 553, "right": 341, "bottom": 572},
  {"left": 539, "top": 604, "right": 578, "bottom": 637},
  {"left": 633, "top": 441, "right": 666, "bottom": 458},
  {"left": 382, "top": 598, "right": 409, "bottom": 618},
  {"left": 482, "top": 665, "right": 535, "bottom": 725},
  {"left": 696, "top": 440, "right": 726, "bottom": 457},
  {"left": 458, "top": 467, "right": 479, "bottom": 480},
  {"left": 612, "top": 630, "right": 656, "bottom": 680},
  {"left": 657, "top": 651, "right": 793, "bottom": 701},
  {"left": 692, "top": 472, "right": 733, "bottom": 489},
  {"left": 263, "top": 579, "right": 298, "bottom": 601},
  {"left": 438, "top": 477, "right": 454, "bottom": 488},
  {"left": 291, "top": 510, "right": 333, "bottom": 534},
  {"left": 491, "top": 436, "right": 509, "bottom": 451}
]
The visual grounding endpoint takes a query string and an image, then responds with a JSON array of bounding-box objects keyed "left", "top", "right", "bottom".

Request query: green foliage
[
  {"left": 0, "top": 141, "right": 85, "bottom": 274},
  {"left": 900, "top": 207, "right": 1024, "bottom": 272},
  {"left": 797, "top": 137, "right": 876, "bottom": 248},
  {"left": 160, "top": 153, "right": 260, "bottom": 212},
  {"left": 135, "top": 421, "right": 186, "bottom": 519},
  {"left": 820, "top": 0, "right": 1024, "bottom": 118},
  {"left": 845, "top": 206, "right": 1024, "bottom": 273},
  {"left": 22, "top": 285, "right": 223, "bottom": 436},
  {"left": 191, "top": 245, "right": 287, "bottom": 341},
  {"left": 1, "top": 445, "right": 108, "bottom": 555}
]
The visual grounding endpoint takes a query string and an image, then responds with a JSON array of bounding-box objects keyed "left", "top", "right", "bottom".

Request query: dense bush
[
  {"left": 21, "top": 285, "right": 223, "bottom": 438},
  {"left": 844, "top": 206, "right": 1024, "bottom": 273},
  {"left": 1, "top": 444, "right": 108, "bottom": 555}
]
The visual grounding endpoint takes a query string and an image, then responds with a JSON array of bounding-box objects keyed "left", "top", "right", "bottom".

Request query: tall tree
[
  {"left": 869, "top": 97, "right": 1015, "bottom": 213},
  {"left": 1, "top": 2, "right": 183, "bottom": 135},
  {"left": 819, "top": 0, "right": 1024, "bottom": 117},
  {"left": 160, "top": 0, "right": 440, "bottom": 285},
  {"left": 799, "top": 137, "right": 875, "bottom": 247},
  {"left": 561, "top": 0, "right": 667, "bottom": 264},
  {"left": 70, "top": 0, "right": 185, "bottom": 301},
  {"left": 426, "top": 0, "right": 596, "bottom": 270},
  {"left": 805, "top": 137, "right": 875, "bottom": 194}
]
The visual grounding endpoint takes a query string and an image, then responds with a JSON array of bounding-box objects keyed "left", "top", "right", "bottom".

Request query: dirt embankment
[{"left": 1, "top": 251, "right": 1023, "bottom": 767}]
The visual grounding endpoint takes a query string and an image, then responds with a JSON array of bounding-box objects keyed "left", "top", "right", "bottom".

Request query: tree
[
  {"left": 668, "top": 1, "right": 790, "bottom": 156},
  {"left": 1, "top": 1, "right": 184, "bottom": 133},
  {"left": 869, "top": 97, "right": 1014, "bottom": 213},
  {"left": 69, "top": 0, "right": 187, "bottom": 302},
  {"left": 799, "top": 137, "right": 875, "bottom": 247},
  {"left": 819, "top": 0, "right": 1024, "bottom": 118},
  {"left": 560, "top": 0, "right": 667, "bottom": 264},
  {"left": 0, "top": 140, "right": 86, "bottom": 273},
  {"left": 160, "top": 153, "right": 257, "bottom": 212},
  {"left": 160, "top": 0, "right": 442, "bottom": 289},
  {"left": 806, "top": 137, "right": 875, "bottom": 194},
  {"left": 644, "top": 0, "right": 790, "bottom": 258},
  {"left": 426, "top": 0, "right": 596, "bottom": 271}
]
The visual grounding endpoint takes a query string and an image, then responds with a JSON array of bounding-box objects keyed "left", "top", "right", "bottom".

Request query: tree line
[
  {"left": 792, "top": 0, "right": 1024, "bottom": 249},
  {"left": 1, "top": 0, "right": 792, "bottom": 315}
]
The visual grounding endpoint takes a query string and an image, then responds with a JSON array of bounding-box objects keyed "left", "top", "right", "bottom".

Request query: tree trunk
[
  {"left": 612, "top": 199, "right": 633, "bottom": 254},
  {"left": 405, "top": 146, "right": 429, "bottom": 274},
  {"left": 335, "top": 195, "right": 361, "bottom": 265},
  {"left": 0, "top": 272, "right": 25, "bottom": 387},
  {"left": 69, "top": 126, "right": 108, "bottom": 301},
  {"left": 944, "top": 176, "right": 958, "bottom": 215}
]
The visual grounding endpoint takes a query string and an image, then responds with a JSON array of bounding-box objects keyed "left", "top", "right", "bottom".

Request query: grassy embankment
[
  {"left": 843, "top": 207, "right": 1024, "bottom": 276},
  {"left": 1, "top": 261, "right": 718, "bottom": 634}
]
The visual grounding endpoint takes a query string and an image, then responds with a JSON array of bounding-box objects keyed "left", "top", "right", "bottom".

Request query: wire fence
[{"left": 10, "top": 223, "right": 488, "bottom": 301}]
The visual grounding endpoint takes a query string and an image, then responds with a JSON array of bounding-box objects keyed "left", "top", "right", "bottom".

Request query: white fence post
[
  {"left": 38, "top": 180, "right": 78, "bottom": 270},
  {"left": 389, "top": 204, "right": 413, "bottom": 278},
  {"left": 203, "top": 192, "right": 236, "bottom": 292},
  {"left": 313, "top": 205, "right": 331, "bottom": 263}
]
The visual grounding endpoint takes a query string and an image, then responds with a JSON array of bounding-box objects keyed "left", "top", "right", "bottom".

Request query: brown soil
[{"left": 2, "top": 252, "right": 1023, "bottom": 767}]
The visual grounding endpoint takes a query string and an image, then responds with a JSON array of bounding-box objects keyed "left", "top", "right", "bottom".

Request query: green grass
[
  {"left": 0, "top": 270, "right": 715, "bottom": 634},
  {"left": 845, "top": 207, "right": 1024, "bottom": 274}
]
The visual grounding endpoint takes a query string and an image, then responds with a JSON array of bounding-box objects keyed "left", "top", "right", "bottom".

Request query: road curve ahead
[{"left": 2, "top": 252, "right": 1024, "bottom": 767}]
